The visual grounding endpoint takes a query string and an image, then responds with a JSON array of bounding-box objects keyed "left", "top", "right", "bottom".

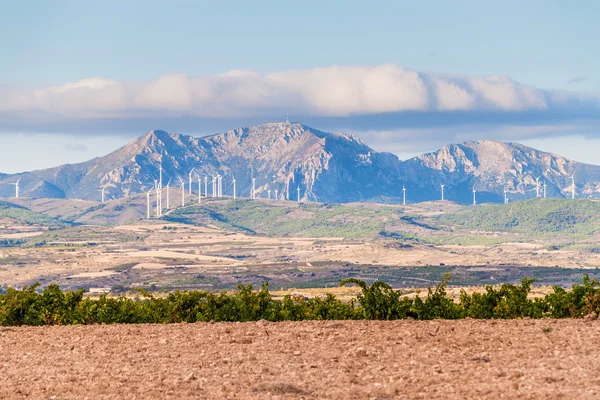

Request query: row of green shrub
[{"left": 2, "top": 274, "right": 600, "bottom": 326}]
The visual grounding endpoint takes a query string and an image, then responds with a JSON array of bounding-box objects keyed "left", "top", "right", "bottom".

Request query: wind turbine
[
  {"left": 275, "top": 189, "right": 279, "bottom": 200},
  {"left": 156, "top": 186, "right": 161, "bottom": 217},
  {"left": 268, "top": 189, "right": 271, "bottom": 199},
  {"left": 153, "top": 178, "right": 162, "bottom": 215},
  {"left": 158, "top": 160, "right": 163, "bottom": 191},
  {"left": 180, "top": 179, "right": 185, "bottom": 207},
  {"left": 535, "top": 176, "right": 540, "bottom": 198},
  {"left": 252, "top": 178, "right": 256, "bottom": 200},
  {"left": 286, "top": 180, "right": 290, "bottom": 200},
  {"left": 204, "top": 176, "right": 208, "bottom": 198},
  {"left": 543, "top": 182, "right": 547, "bottom": 199},
  {"left": 188, "top": 168, "right": 195, "bottom": 195},
  {"left": 99, "top": 186, "right": 106, "bottom": 203},
  {"left": 156, "top": 160, "right": 164, "bottom": 212},
  {"left": 212, "top": 176, "right": 216, "bottom": 198},
  {"left": 233, "top": 177, "right": 236, "bottom": 199},
  {"left": 440, "top": 184, "right": 445, "bottom": 201},
  {"left": 472, "top": 187, "right": 476, "bottom": 206},
  {"left": 9, "top": 178, "right": 21, "bottom": 198},
  {"left": 402, "top": 185, "right": 406, "bottom": 205},
  {"left": 166, "top": 179, "right": 171, "bottom": 209},
  {"left": 297, "top": 186, "right": 301, "bottom": 203},
  {"left": 146, "top": 188, "right": 153, "bottom": 219},
  {"left": 504, "top": 188, "right": 508, "bottom": 204},
  {"left": 570, "top": 174, "right": 576, "bottom": 199},
  {"left": 218, "top": 175, "right": 223, "bottom": 197},
  {"left": 198, "top": 176, "right": 202, "bottom": 204}
]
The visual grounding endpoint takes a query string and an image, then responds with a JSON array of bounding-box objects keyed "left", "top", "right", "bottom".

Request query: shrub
[{"left": 3, "top": 275, "right": 600, "bottom": 326}]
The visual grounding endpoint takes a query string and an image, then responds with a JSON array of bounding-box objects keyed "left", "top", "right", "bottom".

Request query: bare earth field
[{"left": 1, "top": 319, "right": 599, "bottom": 399}]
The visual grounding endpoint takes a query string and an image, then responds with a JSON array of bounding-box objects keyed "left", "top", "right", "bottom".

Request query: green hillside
[
  {"left": 439, "top": 199, "right": 600, "bottom": 236},
  {"left": 0, "top": 201, "right": 70, "bottom": 227},
  {"left": 165, "top": 200, "right": 406, "bottom": 238}
]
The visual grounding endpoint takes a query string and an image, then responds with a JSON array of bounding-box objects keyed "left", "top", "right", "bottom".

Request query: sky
[{"left": 1, "top": 0, "right": 599, "bottom": 173}]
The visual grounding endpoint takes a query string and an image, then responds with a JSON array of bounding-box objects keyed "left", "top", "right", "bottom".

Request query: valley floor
[{"left": 1, "top": 319, "right": 599, "bottom": 399}]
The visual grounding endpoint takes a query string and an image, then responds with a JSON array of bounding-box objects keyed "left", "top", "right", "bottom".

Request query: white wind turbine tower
[
  {"left": 211, "top": 176, "right": 216, "bottom": 198},
  {"left": 233, "top": 177, "right": 236, "bottom": 199},
  {"left": 535, "top": 176, "right": 540, "bottom": 198},
  {"left": 543, "top": 182, "right": 547, "bottom": 198},
  {"left": 153, "top": 178, "right": 162, "bottom": 215},
  {"left": 154, "top": 177, "right": 161, "bottom": 214},
  {"left": 297, "top": 186, "right": 301, "bottom": 203},
  {"left": 440, "top": 184, "right": 445, "bottom": 201},
  {"left": 504, "top": 188, "right": 508, "bottom": 204},
  {"left": 204, "top": 176, "right": 208, "bottom": 198},
  {"left": 9, "top": 178, "right": 21, "bottom": 198},
  {"left": 158, "top": 160, "right": 163, "bottom": 191},
  {"left": 180, "top": 179, "right": 185, "bottom": 207},
  {"left": 166, "top": 179, "right": 171, "bottom": 209},
  {"left": 286, "top": 180, "right": 290, "bottom": 200},
  {"left": 198, "top": 176, "right": 202, "bottom": 204},
  {"left": 472, "top": 187, "right": 476, "bottom": 205},
  {"left": 146, "top": 188, "right": 153, "bottom": 219},
  {"left": 402, "top": 185, "right": 406, "bottom": 205},
  {"left": 267, "top": 189, "right": 271, "bottom": 199},
  {"left": 188, "top": 168, "right": 195, "bottom": 195},
  {"left": 275, "top": 189, "right": 279, "bottom": 200},
  {"left": 99, "top": 186, "right": 106, "bottom": 203},
  {"left": 570, "top": 174, "right": 576, "bottom": 199},
  {"left": 157, "top": 161, "right": 163, "bottom": 211},
  {"left": 252, "top": 178, "right": 256, "bottom": 200},
  {"left": 218, "top": 175, "right": 223, "bottom": 197},
  {"left": 155, "top": 186, "right": 161, "bottom": 217}
]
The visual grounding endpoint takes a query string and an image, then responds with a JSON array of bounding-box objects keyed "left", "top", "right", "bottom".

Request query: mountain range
[{"left": 1, "top": 122, "right": 599, "bottom": 204}]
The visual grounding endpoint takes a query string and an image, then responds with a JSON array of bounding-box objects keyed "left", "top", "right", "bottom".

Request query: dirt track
[{"left": 1, "top": 319, "right": 599, "bottom": 399}]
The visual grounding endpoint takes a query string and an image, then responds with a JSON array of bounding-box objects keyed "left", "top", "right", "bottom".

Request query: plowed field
[{"left": 1, "top": 319, "right": 599, "bottom": 399}]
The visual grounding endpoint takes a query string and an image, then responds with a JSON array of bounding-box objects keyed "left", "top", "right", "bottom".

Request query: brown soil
[{"left": 1, "top": 319, "right": 599, "bottom": 399}]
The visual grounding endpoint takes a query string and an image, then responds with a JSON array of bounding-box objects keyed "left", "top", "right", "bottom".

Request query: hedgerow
[{"left": 2, "top": 274, "right": 600, "bottom": 326}]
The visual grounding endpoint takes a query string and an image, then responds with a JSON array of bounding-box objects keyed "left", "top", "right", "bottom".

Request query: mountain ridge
[{"left": 1, "top": 122, "right": 599, "bottom": 204}]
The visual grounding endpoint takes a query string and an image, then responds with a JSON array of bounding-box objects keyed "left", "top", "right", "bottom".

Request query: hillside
[
  {"left": 400, "top": 140, "right": 600, "bottom": 203},
  {"left": 438, "top": 198, "right": 600, "bottom": 236},
  {"left": 0, "top": 123, "right": 403, "bottom": 203},
  {"left": 164, "top": 199, "right": 407, "bottom": 238},
  {"left": 1, "top": 123, "right": 600, "bottom": 204},
  {"left": 0, "top": 200, "right": 69, "bottom": 228}
]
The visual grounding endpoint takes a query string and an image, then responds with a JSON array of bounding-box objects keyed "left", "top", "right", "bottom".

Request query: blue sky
[{"left": 1, "top": 0, "right": 599, "bottom": 172}]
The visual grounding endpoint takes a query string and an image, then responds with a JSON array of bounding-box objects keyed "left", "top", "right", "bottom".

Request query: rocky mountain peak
[{"left": 2, "top": 122, "right": 600, "bottom": 204}]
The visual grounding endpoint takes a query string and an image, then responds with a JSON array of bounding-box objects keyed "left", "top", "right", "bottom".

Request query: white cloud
[
  {"left": 348, "top": 122, "right": 600, "bottom": 161},
  {"left": 431, "top": 77, "right": 475, "bottom": 110},
  {"left": 0, "top": 64, "right": 598, "bottom": 121},
  {"left": 135, "top": 73, "right": 194, "bottom": 111}
]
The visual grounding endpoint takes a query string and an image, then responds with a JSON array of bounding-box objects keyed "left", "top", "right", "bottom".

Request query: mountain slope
[
  {"left": 399, "top": 140, "right": 600, "bottom": 203},
  {"left": 1, "top": 125, "right": 600, "bottom": 204},
  {"left": 0, "top": 123, "right": 404, "bottom": 203}
]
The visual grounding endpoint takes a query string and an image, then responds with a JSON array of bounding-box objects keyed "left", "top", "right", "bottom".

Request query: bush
[{"left": 3, "top": 275, "right": 600, "bottom": 326}]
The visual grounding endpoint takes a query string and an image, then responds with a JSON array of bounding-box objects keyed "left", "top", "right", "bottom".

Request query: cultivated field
[
  {"left": 1, "top": 319, "right": 599, "bottom": 399},
  {"left": 2, "top": 198, "right": 600, "bottom": 293}
]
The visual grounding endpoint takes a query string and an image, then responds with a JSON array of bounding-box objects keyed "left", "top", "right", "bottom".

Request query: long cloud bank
[
  {"left": 2, "top": 64, "right": 600, "bottom": 158},
  {"left": 1, "top": 64, "right": 599, "bottom": 120}
]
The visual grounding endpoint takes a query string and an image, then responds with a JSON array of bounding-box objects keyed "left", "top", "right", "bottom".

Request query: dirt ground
[{"left": 1, "top": 320, "right": 599, "bottom": 399}]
